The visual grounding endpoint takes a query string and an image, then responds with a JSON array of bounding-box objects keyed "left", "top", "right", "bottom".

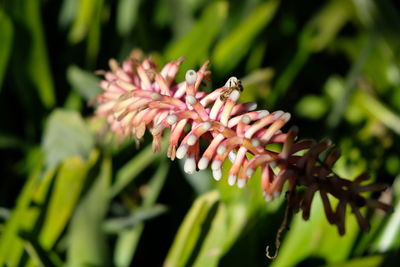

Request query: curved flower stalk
[{"left": 94, "top": 53, "right": 391, "bottom": 235}]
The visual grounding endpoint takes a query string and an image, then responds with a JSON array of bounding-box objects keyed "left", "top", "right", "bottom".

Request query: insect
[{"left": 220, "top": 76, "right": 244, "bottom": 101}]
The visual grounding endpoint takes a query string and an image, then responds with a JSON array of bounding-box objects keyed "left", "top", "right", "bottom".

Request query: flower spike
[{"left": 94, "top": 54, "right": 391, "bottom": 235}]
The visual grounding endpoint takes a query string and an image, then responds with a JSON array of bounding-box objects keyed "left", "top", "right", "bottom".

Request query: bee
[{"left": 220, "top": 76, "right": 244, "bottom": 101}]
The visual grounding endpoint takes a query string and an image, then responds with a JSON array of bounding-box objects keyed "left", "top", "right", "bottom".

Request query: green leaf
[
  {"left": 68, "top": 0, "right": 102, "bottom": 43},
  {"left": 165, "top": 1, "right": 228, "bottom": 78},
  {"left": 212, "top": 0, "right": 279, "bottom": 73},
  {"left": 0, "top": 9, "right": 13, "bottom": 90},
  {"left": 326, "top": 255, "right": 384, "bottom": 267},
  {"left": 9, "top": 0, "right": 56, "bottom": 108},
  {"left": 164, "top": 191, "right": 220, "bottom": 267},
  {"left": 272, "top": 0, "right": 352, "bottom": 106},
  {"left": 38, "top": 151, "right": 100, "bottom": 250},
  {"left": 42, "top": 109, "right": 94, "bottom": 168},
  {"left": 59, "top": 0, "right": 79, "bottom": 28},
  {"left": 104, "top": 205, "right": 167, "bottom": 233},
  {"left": 67, "top": 155, "right": 112, "bottom": 267},
  {"left": 110, "top": 139, "right": 166, "bottom": 197},
  {"left": 271, "top": 195, "right": 359, "bottom": 267},
  {"left": 114, "top": 160, "right": 170, "bottom": 267},
  {"left": 67, "top": 65, "right": 101, "bottom": 101},
  {"left": 355, "top": 90, "right": 400, "bottom": 135},
  {"left": 295, "top": 94, "right": 329, "bottom": 120},
  {"left": 0, "top": 165, "right": 57, "bottom": 266},
  {"left": 117, "top": 0, "right": 141, "bottom": 36}
]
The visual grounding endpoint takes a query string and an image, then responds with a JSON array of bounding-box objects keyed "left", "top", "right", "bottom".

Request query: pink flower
[{"left": 94, "top": 53, "right": 391, "bottom": 235}]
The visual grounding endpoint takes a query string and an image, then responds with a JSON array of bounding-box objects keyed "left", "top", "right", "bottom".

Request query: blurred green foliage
[{"left": 0, "top": 0, "right": 399, "bottom": 266}]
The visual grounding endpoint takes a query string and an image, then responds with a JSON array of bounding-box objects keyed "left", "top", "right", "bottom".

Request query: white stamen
[
  {"left": 281, "top": 112, "right": 291, "bottom": 122},
  {"left": 237, "top": 178, "right": 246, "bottom": 188},
  {"left": 198, "top": 157, "right": 209, "bottom": 170},
  {"left": 248, "top": 102, "right": 257, "bottom": 111},
  {"left": 264, "top": 192, "right": 272, "bottom": 202},
  {"left": 217, "top": 145, "right": 226, "bottom": 155},
  {"left": 228, "top": 175, "right": 237, "bottom": 186},
  {"left": 184, "top": 157, "right": 196, "bottom": 174},
  {"left": 257, "top": 110, "right": 270, "bottom": 119},
  {"left": 246, "top": 168, "right": 254, "bottom": 177},
  {"left": 251, "top": 138, "right": 260, "bottom": 147},
  {"left": 241, "top": 115, "right": 251, "bottom": 124},
  {"left": 229, "top": 90, "right": 240, "bottom": 102},
  {"left": 185, "top": 70, "right": 197, "bottom": 85},
  {"left": 176, "top": 145, "right": 188, "bottom": 159},
  {"left": 151, "top": 92, "right": 161, "bottom": 100},
  {"left": 187, "top": 135, "right": 197, "bottom": 146},
  {"left": 202, "top": 121, "right": 211, "bottom": 130},
  {"left": 212, "top": 169, "right": 222, "bottom": 181},
  {"left": 211, "top": 160, "right": 221, "bottom": 170},
  {"left": 272, "top": 110, "right": 284, "bottom": 120},
  {"left": 166, "top": 114, "right": 178, "bottom": 125},
  {"left": 186, "top": 94, "right": 196, "bottom": 105},
  {"left": 228, "top": 151, "right": 237, "bottom": 162}
]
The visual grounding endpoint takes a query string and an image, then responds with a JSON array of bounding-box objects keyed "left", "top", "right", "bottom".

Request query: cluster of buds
[{"left": 94, "top": 53, "right": 391, "bottom": 235}]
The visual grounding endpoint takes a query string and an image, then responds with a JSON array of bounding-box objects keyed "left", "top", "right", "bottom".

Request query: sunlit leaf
[
  {"left": 165, "top": 1, "right": 228, "bottom": 78},
  {"left": 164, "top": 191, "right": 220, "bottom": 267},
  {"left": 42, "top": 109, "right": 94, "bottom": 168},
  {"left": 295, "top": 94, "right": 329, "bottom": 120},
  {"left": 67, "top": 155, "right": 112, "bottom": 266},
  {"left": 0, "top": 164, "right": 56, "bottom": 266},
  {"left": 117, "top": 0, "right": 141, "bottom": 36},
  {"left": 212, "top": 0, "right": 279, "bottom": 74},
  {"left": 68, "top": 0, "right": 102, "bottom": 43},
  {"left": 38, "top": 151, "right": 100, "bottom": 250},
  {"left": 67, "top": 65, "right": 101, "bottom": 101}
]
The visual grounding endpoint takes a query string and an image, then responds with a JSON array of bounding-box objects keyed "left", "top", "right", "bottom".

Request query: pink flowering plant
[{"left": 94, "top": 52, "right": 391, "bottom": 246}]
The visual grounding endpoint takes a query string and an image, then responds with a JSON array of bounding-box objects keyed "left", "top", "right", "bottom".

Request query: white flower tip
[
  {"left": 212, "top": 169, "right": 222, "bottom": 181},
  {"left": 187, "top": 135, "right": 197, "bottom": 146},
  {"left": 229, "top": 90, "right": 240, "bottom": 102},
  {"left": 228, "top": 151, "right": 237, "bottom": 162},
  {"left": 273, "top": 190, "right": 280, "bottom": 199},
  {"left": 251, "top": 138, "right": 260, "bottom": 147},
  {"left": 281, "top": 112, "right": 291, "bottom": 122},
  {"left": 257, "top": 110, "right": 270, "bottom": 119},
  {"left": 248, "top": 102, "right": 257, "bottom": 111},
  {"left": 202, "top": 121, "right": 211, "bottom": 131},
  {"left": 211, "top": 160, "right": 221, "bottom": 170},
  {"left": 228, "top": 175, "right": 237, "bottom": 186},
  {"left": 264, "top": 192, "right": 273, "bottom": 202},
  {"left": 246, "top": 168, "right": 254, "bottom": 178},
  {"left": 217, "top": 145, "right": 226, "bottom": 155},
  {"left": 151, "top": 92, "right": 161, "bottom": 100},
  {"left": 176, "top": 145, "right": 188, "bottom": 159},
  {"left": 272, "top": 110, "right": 284, "bottom": 120},
  {"left": 166, "top": 114, "right": 178, "bottom": 125},
  {"left": 237, "top": 178, "right": 246, "bottom": 188},
  {"left": 241, "top": 115, "right": 251, "bottom": 124},
  {"left": 186, "top": 94, "right": 196, "bottom": 105},
  {"left": 184, "top": 158, "right": 196, "bottom": 174},
  {"left": 198, "top": 157, "right": 209, "bottom": 170},
  {"left": 185, "top": 70, "right": 197, "bottom": 85},
  {"left": 224, "top": 76, "right": 238, "bottom": 87},
  {"left": 269, "top": 161, "right": 277, "bottom": 168}
]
